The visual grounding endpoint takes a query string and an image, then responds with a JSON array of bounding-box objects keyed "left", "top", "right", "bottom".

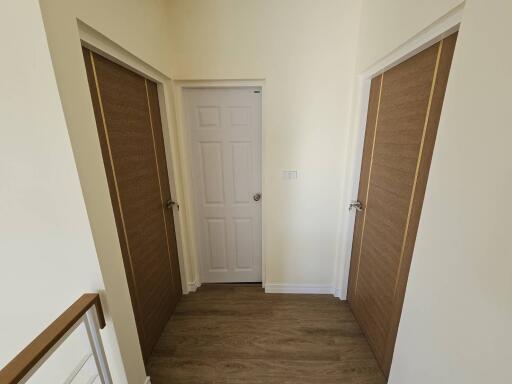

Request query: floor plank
[{"left": 147, "top": 284, "right": 386, "bottom": 384}]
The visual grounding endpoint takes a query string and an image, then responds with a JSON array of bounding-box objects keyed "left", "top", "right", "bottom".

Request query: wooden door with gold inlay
[
  {"left": 82, "top": 47, "right": 182, "bottom": 361},
  {"left": 347, "top": 33, "right": 458, "bottom": 377}
]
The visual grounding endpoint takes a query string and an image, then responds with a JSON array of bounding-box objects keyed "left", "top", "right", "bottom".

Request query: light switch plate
[{"left": 282, "top": 170, "right": 298, "bottom": 180}]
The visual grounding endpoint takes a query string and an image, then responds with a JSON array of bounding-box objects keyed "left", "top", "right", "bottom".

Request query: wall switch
[{"left": 282, "top": 170, "right": 298, "bottom": 180}]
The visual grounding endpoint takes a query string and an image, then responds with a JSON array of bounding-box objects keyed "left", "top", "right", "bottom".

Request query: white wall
[
  {"left": 168, "top": 0, "right": 362, "bottom": 290},
  {"left": 37, "top": 0, "right": 179, "bottom": 382},
  {"left": 0, "top": 1, "right": 126, "bottom": 382},
  {"left": 356, "top": 0, "right": 462, "bottom": 71},
  {"left": 352, "top": 0, "right": 512, "bottom": 382},
  {"left": 0, "top": 0, "right": 178, "bottom": 382},
  {"left": 390, "top": 0, "right": 512, "bottom": 382}
]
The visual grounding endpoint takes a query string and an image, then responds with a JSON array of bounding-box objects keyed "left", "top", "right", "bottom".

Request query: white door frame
[
  {"left": 335, "top": 5, "right": 464, "bottom": 299},
  {"left": 78, "top": 21, "right": 188, "bottom": 293},
  {"left": 173, "top": 80, "right": 266, "bottom": 289}
]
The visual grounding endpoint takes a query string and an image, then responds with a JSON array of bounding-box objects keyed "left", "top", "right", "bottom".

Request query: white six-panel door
[{"left": 183, "top": 88, "right": 262, "bottom": 282}]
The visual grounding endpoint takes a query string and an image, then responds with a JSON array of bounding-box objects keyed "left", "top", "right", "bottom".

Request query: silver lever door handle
[
  {"left": 348, "top": 200, "right": 363, "bottom": 212},
  {"left": 166, "top": 199, "right": 179, "bottom": 210}
]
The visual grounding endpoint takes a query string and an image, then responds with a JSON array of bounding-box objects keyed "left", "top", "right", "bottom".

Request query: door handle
[
  {"left": 166, "top": 199, "right": 179, "bottom": 210},
  {"left": 348, "top": 200, "right": 363, "bottom": 212},
  {"left": 253, "top": 193, "right": 262, "bottom": 202}
]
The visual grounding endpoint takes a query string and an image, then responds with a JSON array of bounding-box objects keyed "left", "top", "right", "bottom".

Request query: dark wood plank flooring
[{"left": 147, "top": 284, "right": 386, "bottom": 384}]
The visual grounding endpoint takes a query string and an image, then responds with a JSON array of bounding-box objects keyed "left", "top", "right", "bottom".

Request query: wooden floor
[{"left": 147, "top": 284, "right": 386, "bottom": 384}]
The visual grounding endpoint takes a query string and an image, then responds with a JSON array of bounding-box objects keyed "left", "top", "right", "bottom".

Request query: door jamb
[
  {"left": 78, "top": 21, "right": 188, "bottom": 294},
  {"left": 336, "top": 5, "right": 464, "bottom": 299},
  {"left": 173, "top": 80, "right": 266, "bottom": 289}
]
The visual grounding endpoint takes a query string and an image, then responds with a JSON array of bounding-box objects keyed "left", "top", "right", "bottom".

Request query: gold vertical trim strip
[
  {"left": 392, "top": 40, "right": 444, "bottom": 297},
  {"left": 354, "top": 73, "right": 384, "bottom": 297},
  {"left": 144, "top": 79, "right": 176, "bottom": 289},
  {"left": 89, "top": 51, "right": 146, "bottom": 342}
]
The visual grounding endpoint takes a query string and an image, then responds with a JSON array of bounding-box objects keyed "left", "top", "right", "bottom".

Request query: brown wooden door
[
  {"left": 347, "top": 33, "right": 457, "bottom": 377},
  {"left": 82, "top": 47, "right": 182, "bottom": 360}
]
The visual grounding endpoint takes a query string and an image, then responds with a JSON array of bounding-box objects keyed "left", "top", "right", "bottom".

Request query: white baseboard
[
  {"left": 144, "top": 377, "right": 151, "bottom": 384},
  {"left": 333, "top": 287, "right": 347, "bottom": 300},
  {"left": 186, "top": 280, "right": 201, "bottom": 293},
  {"left": 264, "top": 283, "right": 333, "bottom": 294},
  {"left": 186, "top": 281, "right": 338, "bottom": 296}
]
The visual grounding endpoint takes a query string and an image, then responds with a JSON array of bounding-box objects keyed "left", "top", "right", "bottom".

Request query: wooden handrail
[{"left": 0, "top": 294, "right": 106, "bottom": 384}]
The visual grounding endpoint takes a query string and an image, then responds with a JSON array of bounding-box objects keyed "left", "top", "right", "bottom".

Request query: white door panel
[{"left": 184, "top": 88, "right": 262, "bottom": 282}]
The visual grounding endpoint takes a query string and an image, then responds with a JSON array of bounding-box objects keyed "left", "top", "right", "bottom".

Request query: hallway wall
[
  {"left": 168, "top": 0, "right": 362, "bottom": 291},
  {"left": 0, "top": 0, "right": 176, "bottom": 383},
  {"left": 0, "top": 0, "right": 126, "bottom": 381},
  {"left": 355, "top": 0, "right": 462, "bottom": 71},
  {"left": 352, "top": 0, "right": 512, "bottom": 382}
]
